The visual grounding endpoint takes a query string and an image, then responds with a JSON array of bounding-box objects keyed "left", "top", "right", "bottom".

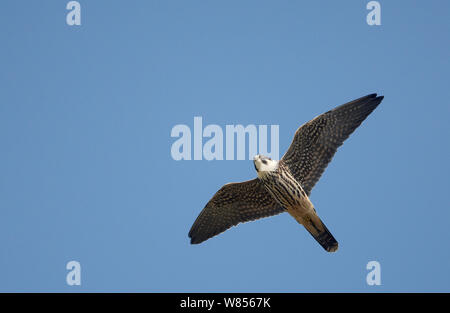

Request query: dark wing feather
[
  {"left": 281, "top": 93, "right": 383, "bottom": 195},
  {"left": 189, "top": 179, "right": 284, "bottom": 244}
]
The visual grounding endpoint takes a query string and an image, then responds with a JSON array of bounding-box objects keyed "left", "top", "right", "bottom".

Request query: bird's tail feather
[{"left": 300, "top": 211, "right": 338, "bottom": 252}]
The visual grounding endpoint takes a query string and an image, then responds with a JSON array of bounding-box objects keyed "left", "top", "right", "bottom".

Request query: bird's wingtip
[
  {"left": 367, "top": 93, "right": 384, "bottom": 102},
  {"left": 189, "top": 234, "right": 201, "bottom": 244},
  {"left": 373, "top": 95, "right": 384, "bottom": 105}
]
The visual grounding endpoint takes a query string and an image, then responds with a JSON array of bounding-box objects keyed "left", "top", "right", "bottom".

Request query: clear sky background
[{"left": 0, "top": 1, "right": 449, "bottom": 292}]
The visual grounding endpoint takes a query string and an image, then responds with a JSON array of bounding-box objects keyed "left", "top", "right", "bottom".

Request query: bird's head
[{"left": 253, "top": 155, "right": 278, "bottom": 176}]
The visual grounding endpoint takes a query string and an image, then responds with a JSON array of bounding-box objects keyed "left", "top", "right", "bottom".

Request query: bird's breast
[{"left": 259, "top": 168, "right": 311, "bottom": 212}]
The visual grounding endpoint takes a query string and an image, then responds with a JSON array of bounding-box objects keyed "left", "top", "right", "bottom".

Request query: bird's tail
[{"left": 299, "top": 210, "right": 339, "bottom": 252}]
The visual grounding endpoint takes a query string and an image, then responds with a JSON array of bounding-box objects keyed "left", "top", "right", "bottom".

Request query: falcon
[{"left": 188, "top": 94, "right": 384, "bottom": 252}]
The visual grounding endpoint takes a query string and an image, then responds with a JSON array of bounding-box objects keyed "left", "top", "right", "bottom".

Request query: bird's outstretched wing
[
  {"left": 281, "top": 93, "right": 383, "bottom": 195},
  {"left": 189, "top": 179, "right": 284, "bottom": 244}
]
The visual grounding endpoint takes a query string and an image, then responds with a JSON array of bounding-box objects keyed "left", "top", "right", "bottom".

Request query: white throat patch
[{"left": 253, "top": 155, "right": 278, "bottom": 178}]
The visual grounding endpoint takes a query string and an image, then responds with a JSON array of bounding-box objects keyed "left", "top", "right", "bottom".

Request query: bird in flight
[{"left": 188, "top": 94, "right": 384, "bottom": 252}]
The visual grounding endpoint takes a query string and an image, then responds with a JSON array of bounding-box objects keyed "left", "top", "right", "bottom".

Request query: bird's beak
[{"left": 253, "top": 155, "right": 259, "bottom": 171}]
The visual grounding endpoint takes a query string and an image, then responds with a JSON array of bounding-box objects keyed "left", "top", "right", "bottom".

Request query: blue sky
[{"left": 0, "top": 1, "right": 449, "bottom": 292}]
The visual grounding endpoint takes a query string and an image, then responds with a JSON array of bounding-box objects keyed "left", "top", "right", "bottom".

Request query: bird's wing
[
  {"left": 189, "top": 179, "right": 284, "bottom": 244},
  {"left": 281, "top": 93, "right": 383, "bottom": 195}
]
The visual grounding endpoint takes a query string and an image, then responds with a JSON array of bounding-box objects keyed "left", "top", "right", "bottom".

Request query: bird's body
[
  {"left": 255, "top": 157, "right": 338, "bottom": 251},
  {"left": 188, "top": 94, "right": 384, "bottom": 252},
  {"left": 256, "top": 159, "right": 312, "bottom": 220}
]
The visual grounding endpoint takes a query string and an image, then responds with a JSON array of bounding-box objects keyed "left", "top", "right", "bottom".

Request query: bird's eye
[{"left": 262, "top": 160, "right": 267, "bottom": 165}]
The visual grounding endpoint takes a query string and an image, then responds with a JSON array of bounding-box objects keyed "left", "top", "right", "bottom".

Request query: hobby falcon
[{"left": 188, "top": 94, "right": 383, "bottom": 252}]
